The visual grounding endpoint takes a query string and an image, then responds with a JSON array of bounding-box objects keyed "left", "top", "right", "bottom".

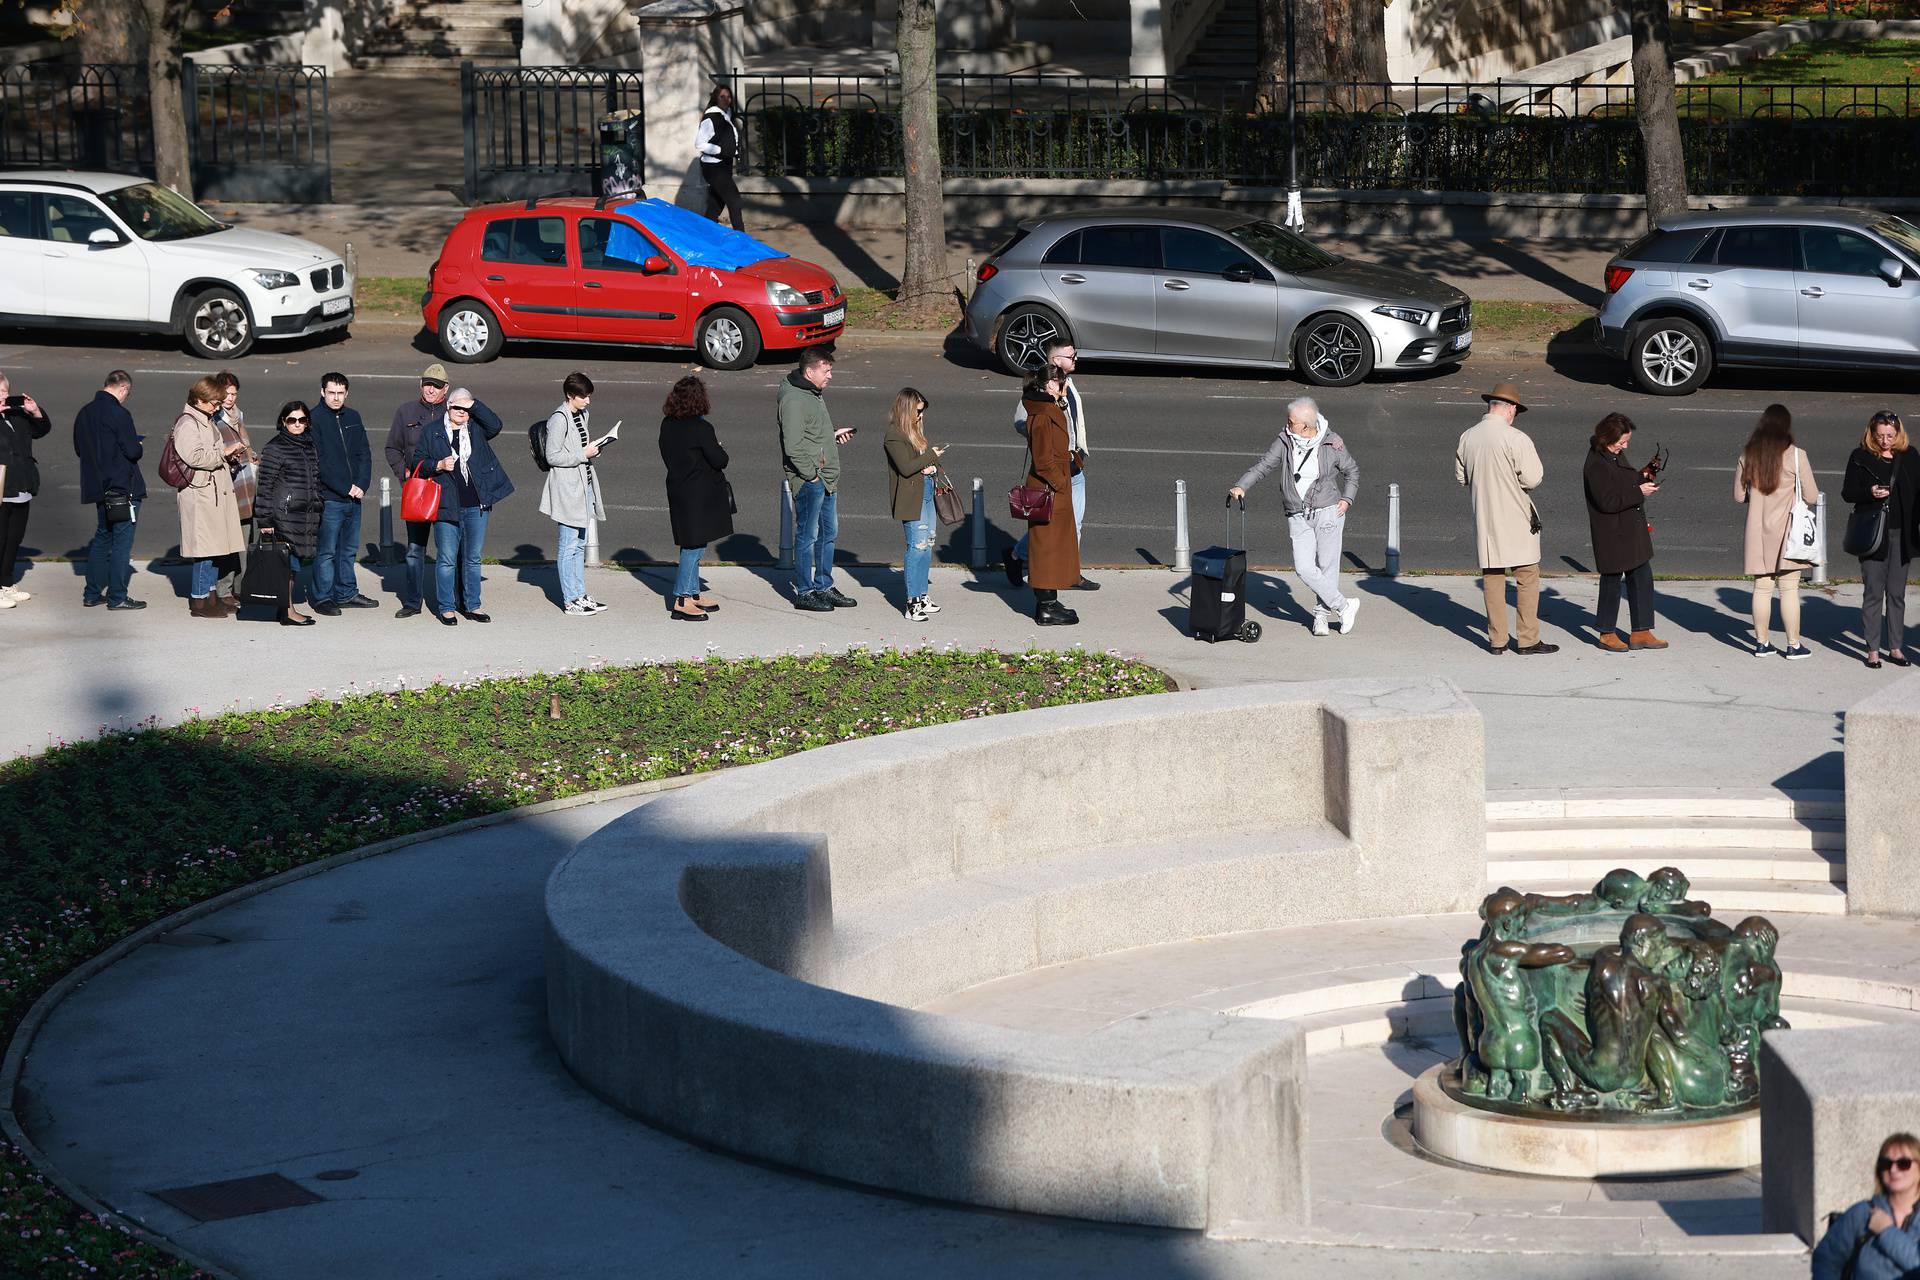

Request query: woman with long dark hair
[
  {"left": 883, "top": 387, "right": 945, "bottom": 622},
  {"left": 694, "top": 85, "right": 745, "bottom": 232},
  {"left": 1583, "top": 412, "right": 1664, "bottom": 651},
  {"left": 659, "top": 375, "right": 732, "bottom": 622},
  {"left": 1021, "top": 364, "right": 1080, "bottom": 626},
  {"left": 1735, "top": 403, "right": 1820, "bottom": 660}
]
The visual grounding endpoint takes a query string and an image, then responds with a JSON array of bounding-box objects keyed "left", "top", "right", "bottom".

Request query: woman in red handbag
[
  {"left": 254, "top": 400, "right": 320, "bottom": 626},
  {"left": 883, "top": 387, "right": 945, "bottom": 623},
  {"left": 1022, "top": 365, "right": 1080, "bottom": 626}
]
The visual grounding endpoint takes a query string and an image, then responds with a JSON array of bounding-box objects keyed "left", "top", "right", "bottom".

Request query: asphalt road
[{"left": 0, "top": 323, "right": 1909, "bottom": 580}]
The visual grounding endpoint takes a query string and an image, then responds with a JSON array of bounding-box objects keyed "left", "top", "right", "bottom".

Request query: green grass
[
  {"left": 0, "top": 649, "right": 1166, "bottom": 1279},
  {"left": 1470, "top": 301, "right": 1595, "bottom": 345},
  {"left": 1684, "top": 39, "right": 1920, "bottom": 114},
  {"left": 355, "top": 275, "right": 428, "bottom": 318}
]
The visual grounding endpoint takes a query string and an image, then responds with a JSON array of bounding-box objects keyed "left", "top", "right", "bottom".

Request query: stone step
[
  {"left": 358, "top": 32, "right": 520, "bottom": 54},
  {"left": 1486, "top": 788, "right": 1844, "bottom": 823},
  {"left": 1488, "top": 816, "right": 1845, "bottom": 854},
  {"left": 1514, "top": 876, "right": 1847, "bottom": 916},
  {"left": 348, "top": 53, "right": 519, "bottom": 70},
  {"left": 1490, "top": 847, "right": 1845, "bottom": 886}
]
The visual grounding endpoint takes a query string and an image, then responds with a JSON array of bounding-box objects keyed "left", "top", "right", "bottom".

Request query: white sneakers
[
  {"left": 1311, "top": 612, "right": 1330, "bottom": 637},
  {"left": 903, "top": 596, "right": 941, "bottom": 622},
  {"left": 1312, "top": 598, "right": 1361, "bottom": 637},
  {"left": 2, "top": 585, "right": 29, "bottom": 602},
  {"left": 564, "top": 597, "right": 609, "bottom": 617}
]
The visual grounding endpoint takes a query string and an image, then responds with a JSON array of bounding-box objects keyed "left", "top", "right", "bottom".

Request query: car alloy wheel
[
  {"left": 191, "top": 295, "right": 250, "bottom": 356},
  {"left": 445, "top": 307, "right": 492, "bottom": 359},
  {"left": 1303, "top": 318, "right": 1366, "bottom": 384},
  {"left": 1000, "top": 309, "right": 1059, "bottom": 371},
  {"left": 704, "top": 316, "right": 745, "bottom": 365},
  {"left": 1639, "top": 327, "right": 1699, "bottom": 389}
]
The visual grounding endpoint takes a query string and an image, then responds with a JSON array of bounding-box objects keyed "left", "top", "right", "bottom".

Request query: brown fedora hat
[{"left": 1482, "top": 382, "right": 1528, "bottom": 413}]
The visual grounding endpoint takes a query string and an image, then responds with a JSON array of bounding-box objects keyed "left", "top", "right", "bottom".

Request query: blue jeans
[
  {"left": 557, "top": 523, "right": 586, "bottom": 603},
  {"left": 791, "top": 479, "right": 837, "bottom": 595},
  {"left": 85, "top": 502, "right": 136, "bottom": 605},
  {"left": 1015, "top": 468, "right": 1085, "bottom": 561},
  {"left": 674, "top": 545, "right": 705, "bottom": 599},
  {"left": 434, "top": 506, "right": 488, "bottom": 613},
  {"left": 314, "top": 498, "right": 362, "bottom": 604},
  {"left": 401, "top": 519, "right": 432, "bottom": 610},
  {"left": 287, "top": 551, "right": 306, "bottom": 604},
  {"left": 903, "top": 474, "right": 934, "bottom": 600},
  {"left": 189, "top": 557, "right": 217, "bottom": 599}
]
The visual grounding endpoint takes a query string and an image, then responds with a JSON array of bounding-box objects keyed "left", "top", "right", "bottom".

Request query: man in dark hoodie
[
  {"left": 308, "top": 371, "right": 376, "bottom": 616},
  {"left": 71, "top": 369, "right": 146, "bottom": 611}
]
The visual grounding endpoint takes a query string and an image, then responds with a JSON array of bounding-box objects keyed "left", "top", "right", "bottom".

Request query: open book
[{"left": 592, "top": 420, "right": 621, "bottom": 449}]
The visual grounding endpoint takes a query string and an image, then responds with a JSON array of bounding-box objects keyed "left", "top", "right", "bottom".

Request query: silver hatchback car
[
  {"left": 963, "top": 207, "right": 1472, "bottom": 385},
  {"left": 1598, "top": 207, "right": 1920, "bottom": 396}
]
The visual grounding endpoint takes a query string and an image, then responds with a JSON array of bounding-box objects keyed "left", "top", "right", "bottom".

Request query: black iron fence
[
  {"left": 462, "top": 62, "right": 644, "bottom": 204},
  {"left": 0, "top": 63, "right": 153, "bottom": 173},
  {"left": 724, "top": 71, "right": 1920, "bottom": 197}
]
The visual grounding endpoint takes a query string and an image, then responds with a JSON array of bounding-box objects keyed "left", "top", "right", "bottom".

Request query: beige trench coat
[
  {"left": 1455, "top": 413, "right": 1545, "bottom": 569},
  {"left": 172, "top": 405, "right": 245, "bottom": 559},
  {"left": 1735, "top": 446, "right": 1820, "bottom": 575}
]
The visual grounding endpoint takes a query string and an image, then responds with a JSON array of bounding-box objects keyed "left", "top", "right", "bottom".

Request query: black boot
[{"left": 1034, "top": 590, "right": 1078, "bottom": 626}]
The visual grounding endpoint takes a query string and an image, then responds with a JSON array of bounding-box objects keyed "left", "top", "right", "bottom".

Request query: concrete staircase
[
  {"left": 352, "top": 0, "right": 521, "bottom": 71},
  {"left": 1181, "top": 0, "right": 1257, "bottom": 79}
]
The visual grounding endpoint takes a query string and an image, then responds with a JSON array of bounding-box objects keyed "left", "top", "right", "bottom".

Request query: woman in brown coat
[
  {"left": 1583, "top": 412, "right": 1665, "bottom": 652},
  {"left": 173, "top": 374, "right": 247, "bottom": 619},
  {"left": 1735, "top": 403, "right": 1820, "bottom": 660},
  {"left": 1021, "top": 365, "right": 1081, "bottom": 626}
]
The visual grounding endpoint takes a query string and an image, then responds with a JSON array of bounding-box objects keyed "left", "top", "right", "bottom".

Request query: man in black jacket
[
  {"left": 72, "top": 370, "right": 146, "bottom": 610},
  {"left": 308, "top": 371, "right": 376, "bottom": 616},
  {"left": 383, "top": 363, "right": 448, "bottom": 618}
]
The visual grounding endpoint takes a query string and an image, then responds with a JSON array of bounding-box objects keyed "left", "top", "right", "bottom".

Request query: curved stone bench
[{"left": 545, "top": 679, "right": 1484, "bottom": 1231}]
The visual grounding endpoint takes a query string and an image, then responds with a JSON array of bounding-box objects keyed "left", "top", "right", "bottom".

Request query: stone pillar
[
  {"left": 300, "top": 0, "right": 347, "bottom": 73},
  {"left": 1129, "top": 0, "right": 1166, "bottom": 74},
  {"left": 636, "top": 0, "right": 746, "bottom": 206},
  {"left": 521, "top": 0, "right": 564, "bottom": 64},
  {"left": 1844, "top": 675, "right": 1920, "bottom": 918}
]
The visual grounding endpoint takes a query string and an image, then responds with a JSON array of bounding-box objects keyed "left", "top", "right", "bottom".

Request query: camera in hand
[
  {"left": 3, "top": 395, "right": 22, "bottom": 409},
  {"left": 1639, "top": 443, "right": 1670, "bottom": 484}
]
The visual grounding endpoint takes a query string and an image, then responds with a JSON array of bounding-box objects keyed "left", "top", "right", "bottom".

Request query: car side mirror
[
  {"left": 1880, "top": 257, "right": 1906, "bottom": 286},
  {"left": 87, "top": 227, "right": 124, "bottom": 248},
  {"left": 642, "top": 255, "right": 668, "bottom": 274},
  {"left": 1222, "top": 263, "right": 1255, "bottom": 283}
]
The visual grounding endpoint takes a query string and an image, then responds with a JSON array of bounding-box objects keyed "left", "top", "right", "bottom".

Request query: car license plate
[
  {"left": 323, "top": 297, "right": 351, "bottom": 316},
  {"left": 821, "top": 307, "right": 845, "bottom": 328},
  {"left": 1451, "top": 330, "right": 1472, "bottom": 350}
]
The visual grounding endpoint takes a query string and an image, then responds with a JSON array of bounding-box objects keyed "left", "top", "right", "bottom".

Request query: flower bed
[{"left": 0, "top": 649, "right": 1169, "bottom": 1278}]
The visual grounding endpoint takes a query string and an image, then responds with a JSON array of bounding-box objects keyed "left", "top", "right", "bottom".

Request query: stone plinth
[{"left": 1844, "top": 675, "right": 1920, "bottom": 918}]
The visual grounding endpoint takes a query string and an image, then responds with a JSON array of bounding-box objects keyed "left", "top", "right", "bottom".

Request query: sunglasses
[
  {"left": 1880, "top": 1156, "right": 1916, "bottom": 1172},
  {"left": 282, "top": 415, "right": 308, "bottom": 424}
]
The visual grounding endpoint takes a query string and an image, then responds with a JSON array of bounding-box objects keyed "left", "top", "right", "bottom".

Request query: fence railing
[
  {"left": 0, "top": 63, "right": 153, "bottom": 174},
  {"left": 461, "top": 62, "right": 644, "bottom": 204},
  {"left": 184, "top": 61, "right": 331, "bottom": 202},
  {"left": 724, "top": 71, "right": 1920, "bottom": 197}
]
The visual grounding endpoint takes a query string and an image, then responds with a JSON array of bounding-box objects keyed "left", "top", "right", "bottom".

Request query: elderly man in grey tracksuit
[{"left": 1228, "top": 395, "right": 1362, "bottom": 636}]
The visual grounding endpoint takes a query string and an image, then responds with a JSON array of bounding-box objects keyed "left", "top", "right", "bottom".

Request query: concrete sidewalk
[{"left": 0, "top": 562, "right": 1876, "bottom": 792}]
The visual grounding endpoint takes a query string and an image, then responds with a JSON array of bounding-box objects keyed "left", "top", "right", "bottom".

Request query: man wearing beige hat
[
  {"left": 1456, "top": 382, "right": 1557, "bottom": 655},
  {"left": 384, "top": 363, "right": 450, "bottom": 618}
]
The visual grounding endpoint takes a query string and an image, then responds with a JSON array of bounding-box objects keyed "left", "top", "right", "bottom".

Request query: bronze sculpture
[{"left": 1448, "top": 867, "right": 1787, "bottom": 1118}]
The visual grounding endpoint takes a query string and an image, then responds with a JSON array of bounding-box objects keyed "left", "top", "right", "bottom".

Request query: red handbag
[
  {"left": 1008, "top": 440, "right": 1054, "bottom": 523},
  {"left": 157, "top": 435, "right": 193, "bottom": 490},
  {"left": 401, "top": 461, "right": 442, "bottom": 523}
]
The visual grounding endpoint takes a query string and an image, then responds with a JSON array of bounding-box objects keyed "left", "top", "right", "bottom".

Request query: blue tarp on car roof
[{"left": 607, "top": 198, "right": 789, "bottom": 271}]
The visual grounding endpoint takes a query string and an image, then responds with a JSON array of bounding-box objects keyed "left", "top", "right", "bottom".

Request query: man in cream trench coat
[{"left": 1456, "top": 382, "right": 1558, "bottom": 655}]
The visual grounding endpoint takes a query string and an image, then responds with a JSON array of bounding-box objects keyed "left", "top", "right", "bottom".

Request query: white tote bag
[{"left": 1786, "top": 446, "right": 1821, "bottom": 563}]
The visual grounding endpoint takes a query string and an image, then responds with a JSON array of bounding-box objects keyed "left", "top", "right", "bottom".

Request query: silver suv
[
  {"left": 1598, "top": 208, "right": 1920, "bottom": 396},
  {"left": 963, "top": 208, "right": 1471, "bottom": 385}
]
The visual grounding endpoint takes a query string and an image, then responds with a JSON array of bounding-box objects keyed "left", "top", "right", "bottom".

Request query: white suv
[{"left": 0, "top": 170, "right": 355, "bottom": 359}]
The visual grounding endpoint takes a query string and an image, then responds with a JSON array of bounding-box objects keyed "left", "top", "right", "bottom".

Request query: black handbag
[
  {"left": 1844, "top": 458, "right": 1895, "bottom": 558},
  {"left": 101, "top": 488, "right": 134, "bottom": 526},
  {"left": 240, "top": 535, "right": 293, "bottom": 606}
]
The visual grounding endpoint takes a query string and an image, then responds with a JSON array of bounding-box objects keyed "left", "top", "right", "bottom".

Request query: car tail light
[
  {"left": 977, "top": 261, "right": 998, "bottom": 284},
  {"left": 1604, "top": 264, "right": 1633, "bottom": 294}
]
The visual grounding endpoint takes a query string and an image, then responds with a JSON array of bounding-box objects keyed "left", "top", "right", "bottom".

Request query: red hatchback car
[{"left": 422, "top": 196, "right": 846, "bottom": 369}]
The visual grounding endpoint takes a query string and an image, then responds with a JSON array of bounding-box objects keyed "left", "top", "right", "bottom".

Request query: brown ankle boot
[
  {"left": 1597, "top": 631, "right": 1629, "bottom": 652},
  {"left": 189, "top": 595, "right": 219, "bottom": 619},
  {"left": 1629, "top": 629, "right": 1669, "bottom": 650}
]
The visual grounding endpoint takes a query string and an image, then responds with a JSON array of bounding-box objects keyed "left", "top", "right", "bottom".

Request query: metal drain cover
[{"left": 150, "top": 1172, "right": 325, "bottom": 1221}]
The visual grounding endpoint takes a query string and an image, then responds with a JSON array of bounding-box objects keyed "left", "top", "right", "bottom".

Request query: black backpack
[{"left": 529, "top": 418, "right": 552, "bottom": 472}]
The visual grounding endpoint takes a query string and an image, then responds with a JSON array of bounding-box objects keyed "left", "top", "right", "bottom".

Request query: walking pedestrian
[
  {"left": 209, "top": 370, "right": 256, "bottom": 609},
  {"left": 1582, "top": 412, "right": 1666, "bottom": 652},
  {"left": 884, "top": 387, "right": 945, "bottom": 622},
  {"left": 253, "top": 400, "right": 321, "bottom": 627},
  {"left": 1005, "top": 337, "right": 1095, "bottom": 591},
  {"left": 0, "top": 372, "right": 49, "bottom": 608},
  {"left": 780, "top": 345, "right": 855, "bottom": 612},
  {"left": 383, "top": 363, "right": 449, "bottom": 618},
  {"left": 695, "top": 85, "right": 745, "bottom": 232},
  {"left": 1735, "top": 404, "right": 1820, "bottom": 660},
  {"left": 1456, "top": 383, "right": 1556, "bottom": 655},
  {"left": 659, "top": 375, "right": 731, "bottom": 623},
  {"left": 172, "top": 376, "right": 247, "bottom": 619},
  {"left": 1228, "top": 395, "right": 1361, "bottom": 636},
  {"left": 540, "top": 371, "right": 608, "bottom": 616},
  {"left": 1810, "top": 1131, "right": 1920, "bottom": 1280},
  {"left": 1021, "top": 364, "right": 1081, "bottom": 626},
  {"left": 73, "top": 370, "right": 145, "bottom": 611},
  {"left": 417, "top": 387, "right": 513, "bottom": 626},
  {"left": 1842, "top": 410, "right": 1919, "bottom": 669},
  {"left": 308, "top": 372, "right": 376, "bottom": 616}
]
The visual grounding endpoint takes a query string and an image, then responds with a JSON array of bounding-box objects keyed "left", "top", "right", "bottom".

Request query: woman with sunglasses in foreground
[
  {"left": 1842, "top": 411, "right": 1920, "bottom": 669},
  {"left": 1813, "top": 1132, "right": 1920, "bottom": 1278}
]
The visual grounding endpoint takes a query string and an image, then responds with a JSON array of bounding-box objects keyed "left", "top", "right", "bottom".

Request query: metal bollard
[
  {"left": 1173, "top": 479, "right": 1191, "bottom": 573},
  {"left": 378, "top": 476, "right": 394, "bottom": 563},
  {"left": 1812, "top": 492, "right": 1829, "bottom": 585},
  {"left": 1385, "top": 482, "right": 1402, "bottom": 578},
  {"left": 777, "top": 479, "right": 794, "bottom": 570},
  {"left": 970, "top": 476, "right": 987, "bottom": 568},
  {"left": 586, "top": 517, "right": 600, "bottom": 569}
]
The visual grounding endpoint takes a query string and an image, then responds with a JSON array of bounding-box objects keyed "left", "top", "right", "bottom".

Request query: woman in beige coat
[
  {"left": 173, "top": 374, "right": 247, "bottom": 619},
  {"left": 1735, "top": 403, "right": 1820, "bottom": 659}
]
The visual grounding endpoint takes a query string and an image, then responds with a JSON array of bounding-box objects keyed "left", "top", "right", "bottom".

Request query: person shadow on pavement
[{"left": 1354, "top": 574, "right": 1495, "bottom": 649}]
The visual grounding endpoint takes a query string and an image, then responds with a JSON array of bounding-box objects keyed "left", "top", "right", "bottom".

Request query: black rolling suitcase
[{"left": 1190, "top": 497, "right": 1262, "bottom": 644}]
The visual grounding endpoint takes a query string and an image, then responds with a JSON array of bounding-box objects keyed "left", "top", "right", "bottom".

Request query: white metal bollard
[
  {"left": 970, "top": 477, "right": 987, "bottom": 568},
  {"left": 586, "top": 517, "right": 600, "bottom": 569},
  {"left": 777, "top": 480, "right": 794, "bottom": 570},
  {"left": 1812, "top": 492, "right": 1829, "bottom": 585},
  {"left": 378, "top": 476, "right": 394, "bottom": 563},
  {"left": 1386, "top": 482, "right": 1402, "bottom": 577},
  {"left": 1173, "top": 479, "right": 1191, "bottom": 573}
]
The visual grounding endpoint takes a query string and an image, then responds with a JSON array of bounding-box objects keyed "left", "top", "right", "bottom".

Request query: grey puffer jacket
[{"left": 1236, "top": 417, "right": 1360, "bottom": 516}]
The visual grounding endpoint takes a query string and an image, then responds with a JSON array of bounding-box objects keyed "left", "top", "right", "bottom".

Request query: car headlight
[
  {"left": 1373, "top": 305, "right": 1433, "bottom": 326},
  {"left": 765, "top": 280, "right": 810, "bottom": 307},
  {"left": 251, "top": 269, "right": 299, "bottom": 291}
]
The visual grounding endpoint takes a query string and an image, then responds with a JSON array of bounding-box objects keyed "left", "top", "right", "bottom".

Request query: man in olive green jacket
[{"left": 779, "top": 345, "right": 856, "bottom": 611}]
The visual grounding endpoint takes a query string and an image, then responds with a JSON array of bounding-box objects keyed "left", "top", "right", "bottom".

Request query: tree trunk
[
  {"left": 1323, "top": 0, "right": 1388, "bottom": 93},
  {"left": 74, "top": 0, "right": 145, "bottom": 64},
  {"left": 894, "top": 0, "right": 950, "bottom": 320},
  {"left": 1255, "top": 0, "right": 1331, "bottom": 112},
  {"left": 137, "top": 0, "right": 192, "bottom": 197},
  {"left": 1629, "top": 0, "right": 1689, "bottom": 226}
]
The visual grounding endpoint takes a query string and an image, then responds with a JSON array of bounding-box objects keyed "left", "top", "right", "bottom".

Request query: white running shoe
[
  {"left": 3, "top": 585, "right": 28, "bottom": 602},
  {"left": 583, "top": 596, "right": 609, "bottom": 613},
  {"left": 1311, "top": 612, "right": 1330, "bottom": 637},
  {"left": 905, "top": 599, "right": 930, "bottom": 622},
  {"left": 1338, "top": 597, "right": 1360, "bottom": 634},
  {"left": 563, "top": 599, "right": 594, "bottom": 616},
  {"left": 920, "top": 597, "right": 940, "bottom": 613}
]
